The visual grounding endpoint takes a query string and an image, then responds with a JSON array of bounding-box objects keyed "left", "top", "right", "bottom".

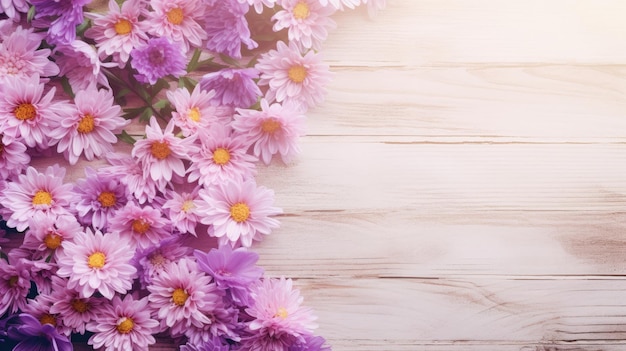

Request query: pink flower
[
  {"left": 0, "top": 26, "right": 59, "bottom": 82},
  {"left": 100, "top": 153, "right": 160, "bottom": 204},
  {"left": 23, "top": 289, "right": 73, "bottom": 336},
  {"left": 132, "top": 236, "right": 191, "bottom": 288},
  {"left": 233, "top": 99, "right": 306, "bottom": 164},
  {"left": 0, "top": 164, "right": 73, "bottom": 232},
  {"left": 238, "top": 0, "right": 275, "bottom": 14},
  {"left": 0, "top": 133, "right": 30, "bottom": 180},
  {"left": 146, "top": 0, "right": 208, "bottom": 52},
  {"left": 0, "top": 257, "right": 31, "bottom": 315},
  {"left": 197, "top": 179, "right": 282, "bottom": 247},
  {"left": 273, "top": 0, "right": 336, "bottom": 51},
  {"left": 50, "top": 85, "right": 128, "bottom": 165},
  {"left": 109, "top": 202, "right": 171, "bottom": 250},
  {"left": 256, "top": 41, "right": 331, "bottom": 110},
  {"left": 87, "top": 294, "right": 159, "bottom": 351},
  {"left": 166, "top": 84, "right": 219, "bottom": 137},
  {"left": 49, "top": 277, "right": 107, "bottom": 335},
  {"left": 53, "top": 40, "right": 110, "bottom": 92},
  {"left": 319, "top": 0, "right": 362, "bottom": 10},
  {"left": 56, "top": 228, "right": 137, "bottom": 299},
  {"left": 162, "top": 185, "right": 203, "bottom": 236},
  {"left": 22, "top": 212, "right": 80, "bottom": 260}
]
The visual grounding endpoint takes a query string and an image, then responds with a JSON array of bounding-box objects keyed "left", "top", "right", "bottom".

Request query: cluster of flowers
[{"left": 0, "top": 0, "right": 384, "bottom": 350}]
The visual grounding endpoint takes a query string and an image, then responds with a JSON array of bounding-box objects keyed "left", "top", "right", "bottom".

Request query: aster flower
[
  {"left": 22, "top": 291, "right": 72, "bottom": 336},
  {"left": 187, "top": 126, "right": 257, "bottom": 187},
  {"left": 48, "top": 277, "right": 107, "bottom": 335},
  {"left": 56, "top": 228, "right": 137, "bottom": 299},
  {"left": 246, "top": 277, "right": 317, "bottom": 341},
  {"left": 101, "top": 152, "right": 160, "bottom": 204},
  {"left": 199, "top": 68, "right": 262, "bottom": 109},
  {"left": 53, "top": 40, "right": 111, "bottom": 92},
  {"left": 319, "top": 0, "right": 362, "bottom": 10},
  {"left": 203, "top": 0, "right": 258, "bottom": 59},
  {"left": 85, "top": 0, "right": 150, "bottom": 68},
  {"left": 22, "top": 212, "right": 80, "bottom": 260},
  {"left": 72, "top": 167, "right": 130, "bottom": 230},
  {"left": 130, "top": 36, "right": 187, "bottom": 85},
  {"left": 238, "top": 0, "right": 276, "bottom": 14},
  {"left": 273, "top": 0, "right": 336, "bottom": 51},
  {"left": 87, "top": 294, "right": 159, "bottom": 351},
  {"left": 0, "top": 134, "right": 29, "bottom": 180},
  {"left": 146, "top": 0, "right": 208, "bottom": 52},
  {"left": 256, "top": 41, "right": 331, "bottom": 109},
  {"left": 233, "top": 99, "right": 306, "bottom": 164},
  {"left": 132, "top": 117, "right": 196, "bottom": 184},
  {"left": 30, "top": 0, "right": 92, "bottom": 44},
  {"left": 132, "top": 236, "right": 191, "bottom": 288},
  {"left": 241, "top": 328, "right": 301, "bottom": 351},
  {"left": 166, "top": 84, "right": 220, "bottom": 137},
  {"left": 0, "top": 165, "right": 73, "bottom": 232},
  {"left": 180, "top": 338, "right": 230, "bottom": 351},
  {"left": 4, "top": 313, "right": 72, "bottom": 351},
  {"left": 0, "top": 257, "right": 31, "bottom": 316},
  {"left": 197, "top": 179, "right": 282, "bottom": 247},
  {"left": 147, "top": 257, "right": 220, "bottom": 330},
  {"left": 0, "top": 26, "right": 59, "bottom": 82},
  {"left": 49, "top": 84, "right": 128, "bottom": 165},
  {"left": 289, "top": 335, "right": 332, "bottom": 351},
  {"left": 162, "top": 185, "right": 203, "bottom": 235},
  {"left": 109, "top": 202, "right": 171, "bottom": 250}
]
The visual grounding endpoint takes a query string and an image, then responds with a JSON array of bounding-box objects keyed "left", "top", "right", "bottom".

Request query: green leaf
[
  {"left": 186, "top": 48, "right": 202, "bottom": 73},
  {"left": 152, "top": 79, "right": 170, "bottom": 95},
  {"left": 117, "top": 130, "right": 137, "bottom": 145},
  {"left": 27, "top": 6, "right": 35, "bottom": 22},
  {"left": 121, "top": 106, "right": 144, "bottom": 120},
  {"left": 139, "top": 107, "right": 154, "bottom": 123},
  {"left": 60, "top": 77, "right": 75, "bottom": 99},
  {"left": 153, "top": 98, "right": 170, "bottom": 110},
  {"left": 219, "top": 53, "right": 242, "bottom": 68}
]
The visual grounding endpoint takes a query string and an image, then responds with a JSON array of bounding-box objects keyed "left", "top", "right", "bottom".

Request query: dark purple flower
[
  {"left": 5, "top": 313, "right": 72, "bottom": 351},
  {"left": 203, "top": 0, "right": 258, "bottom": 59},
  {"left": 130, "top": 37, "right": 187, "bottom": 85},
  {"left": 200, "top": 68, "right": 262, "bottom": 108}
]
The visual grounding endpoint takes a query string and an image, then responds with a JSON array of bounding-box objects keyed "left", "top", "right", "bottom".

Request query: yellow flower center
[
  {"left": 167, "top": 7, "right": 184, "bottom": 25},
  {"left": 13, "top": 103, "right": 36, "bottom": 121},
  {"left": 212, "top": 147, "right": 231, "bottom": 166},
  {"left": 261, "top": 118, "right": 281, "bottom": 134},
  {"left": 87, "top": 252, "right": 106, "bottom": 269},
  {"left": 116, "top": 317, "right": 134, "bottom": 334},
  {"left": 275, "top": 307, "right": 289, "bottom": 319},
  {"left": 172, "top": 288, "right": 189, "bottom": 306},
  {"left": 230, "top": 203, "right": 250, "bottom": 223},
  {"left": 71, "top": 299, "right": 89, "bottom": 313},
  {"left": 8, "top": 276, "right": 18, "bottom": 287},
  {"left": 288, "top": 65, "right": 307, "bottom": 83},
  {"left": 293, "top": 2, "right": 310, "bottom": 19},
  {"left": 151, "top": 141, "right": 171, "bottom": 160},
  {"left": 188, "top": 107, "right": 201, "bottom": 122},
  {"left": 98, "top": 191, "right": 117, "bottom": 208},
  {"left": 181, "top": 200, "right": 195, "bottom": 213},
  {"left": 132, "top": 219, "right": 151, "bottom": 234},
  {"left": 114, "top": 19, "right": 132, "bottom": 35},
  {"left": 39, "top": 314, "right": 56, "bottom": 326},
  {"left": 44, "top": 233, "right": 63, "bottom": 250},
  {"left": 77, "top": 114, "right": 95, "bottom": 134},
  {"left": 32, "top": 190, "right": 53, "bottom": 206}
]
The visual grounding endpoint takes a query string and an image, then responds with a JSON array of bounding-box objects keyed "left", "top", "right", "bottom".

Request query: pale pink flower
[
  {"left": 233, "top": 99, "right": 306, "bottom": 164},
  {"left": 22, "top": 212, "right": 80, "bottom": 260},
  {"left": 0, "top": 165, "right": 73, "bottom": 232},
  {"left": 23, "top": 290, "right": 73, "bottom": 336},
  {"left": 132, "top": 236, "right": 191, "bottom": 288},
  {"left": 239, "top": 0, "right": 275, "bottom": 13},
  {"left": 0, "top": 25, "right": 59, "bottom": 82},
  {"left": 0, "top": 257, "right": 31, "bottom": 315},
  {"left": 87, "top": 294, "right": 159, "bottom": 351},
  {"left": 49, "top": 277, "right": 107, "bottom": 335},
  {"left": 49, "top": 85, "right": 128, "bottom": 165},
  {"left": 0, "top": 133, "right": 29, "bottom": 180},
  {"left": 101, "top": 152, "right": 160, "bottom": 204},
  {"left": 54, "top": 40, "right": 111, "bottom": 92},
  {"left": 166, "top": 84, "right": 219, "bottom": 137},
  {"left": 0, "top": 0, "right": 29, "bottom": 20},
  {"left": 197, "top": 179, "right": 282, "bottom": 247},
  {"left": 109, "top": 202, "right": 171, "bottom": 250},
  {"left": 256, "top": 41, "right": 331, "bottom": 110},
  {"left": 85, "top": 0, "right": 150, "bottom": 68},
  {"left": 187, "top": 126, "right": 257, "bottom": 187},
  {"left": 56, "top": 228, "right": 137, "bottom": 299},
  {"left": 146, "top": 0, "right": 208, "bottom": 52},
  {"left": 319, "top": 0, "right": 362, "bottom": 10},
  {"left": 273, "top": 0, "right": 336, "bottom": 51},
  {"left": 162, "top": 185, "right": 203, "bottom": 235}
]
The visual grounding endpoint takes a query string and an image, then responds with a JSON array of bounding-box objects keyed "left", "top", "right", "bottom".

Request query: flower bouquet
[{"left": 0, "top": 0, "right": 384, "bottom": 350}]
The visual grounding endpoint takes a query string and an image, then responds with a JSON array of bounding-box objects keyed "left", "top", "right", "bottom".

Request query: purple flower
[
  {"left": 200, "top": 68, "right": 262, "bottom": 108},
  {"left": 130, "top": 37, "right": 187, "bottom": 85},
  {"left": 30, "top": 0, "right": 91, "bottom": 44},
  {"left": 4, "top": 313, "right": 72, "bottom": 351},
  {"left": 203, "top": 0, "right": 258, "bottom": 59},
  {"left": 289, "top": 335, "right": 331, "bottom": 351},
  {"left": 180, "top": 338, "right": 230, "bottom": 351}
]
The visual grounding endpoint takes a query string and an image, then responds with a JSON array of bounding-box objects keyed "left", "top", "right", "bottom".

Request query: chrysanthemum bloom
[
  {"left": 56, "top": 228, "right": 137, "bottom": 299},
  {"left": 199, "top": 68, "right": 262, "bottom": 109},
  {"left": 288, "top": 335, "right": 332, "bottom": 351},
  {"left": 22, "top": 212, "right": 80, "bottom": 260},
  {"left": 0, "top": 257, "right": 31, "bottom": 315},
  {"left": 203, "top": 0, "right": 258, "bottom": 59},
  {"left": 30, "top": 0, "right": 92, "bottom": 44},
  {"left": 0, "top": 0, "right": 29, "bottom": 20},
  {"left": 87, "top": 294, "right": 159, "bottom": 351},
  {"left": 180, "top": 339, "right": 230, "bottom": 351},
  {"left": 187, "top": 126, "right": 257, "bottom": 187},
  {"left": 0, "top": 134, "right": 29, "bottom": 180},
  {"left": 233, "top": 99, "right": 306, "bottom": 165},
  {"left": 132, "top": 117, "right": 196, "bottom": 184},
  {"left": 256, "top": 41, "right": 331, "bottom": 110},
  {"left": 3, "top": 313, "right": 73, "bottom": 351},
  {"left": 194, "top": 246, "right": 263, "bottom": 306},
  {"left": 319, "top": 0, "right": 362, "bottom": 10},
  {"left": 0, "top": 26, "right": 59, "bottom": 82},
  {"left": 72, "top": 167, "right": 130, "bottom": 230},
  {"left": 109, "top": 202, "right": 171, "bottom": 250},
  {"left": 0, "top": 74, "right": 68, "bottom": 149},
  {"left": 241, "top": 328, "right": 300, "bottom": 350},
  {"left": 101, "top": 153, "right": 159, "bottom": 204},
  {"left": 162, "top": 185, "right": 203, "bottom": 235},
  {"left": 0, "top": 165, "right": 73, "bottom": 232},
  {"left": 132, "top": 236, "right": 191, "bottom": 288},
  {"left": 246, "top": 277, "right": 317, "bottom": 341},
  {"left": 146, "top": 0, "right": 208, "bottom": 52},
  {"left": 197, "top": 179, "right": 282, "bottom": 247},
  {"left": 130, "top": 36, "right": 187, "bottom": 85},
  {"left": 85, "top": 0, "right": 150, "bottom": 68},
  {"left": 48, "top": 277, "right": 106, "bottom": 335},
  {"left": 166, "top": 84, "right": 219, "bottom": 137},
  {"left": 53, "top": 40, "right": 111, "bottom": 92},
  {"left": 147, "top": 257, "right": 220, "bottom": 331},
  {"left": 22, "top": 290, "right": 72, "bottom": 336},
  {"left": 49, "top": 85, "right": 128, "bottom": 165},
  {"left": 238, "top": 0, "right": 276, "bottom": 14},
  {"left": 176, "top": 299, "right": 241, "bottom": 345},
  {"left": 273, "top": 0, "right": 336, "bottom": 51}
]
